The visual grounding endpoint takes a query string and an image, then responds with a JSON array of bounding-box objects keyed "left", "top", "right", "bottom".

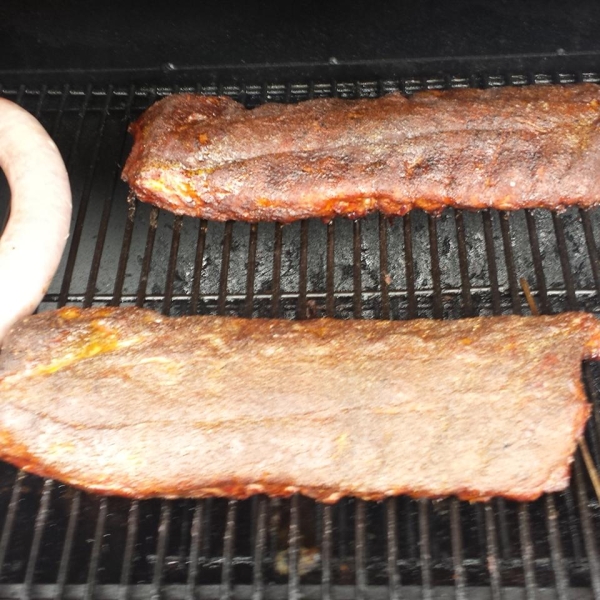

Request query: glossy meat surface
[
  {"left": 122, "top": 84, "right": 600, "bottom": 221},
  {"left": 0, "top": 307, "right": 598, "bottom": 502}
]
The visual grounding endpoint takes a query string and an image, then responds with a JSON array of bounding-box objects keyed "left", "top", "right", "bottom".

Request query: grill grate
[{"left": 1, "top": 74, "right": 600, "bottom": 600}]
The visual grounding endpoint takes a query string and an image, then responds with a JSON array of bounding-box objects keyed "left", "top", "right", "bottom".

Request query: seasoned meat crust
[
  {"left": 122, "top": 84, "right": 600, "bottom": 222},
  {"left": 0, "top": 308, "right": 598, "bottom": 502}
]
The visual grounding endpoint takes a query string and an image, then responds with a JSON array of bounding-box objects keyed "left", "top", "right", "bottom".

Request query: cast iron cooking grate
[{"left": 1, "top": 73, "right": 600, "bottom": 600}]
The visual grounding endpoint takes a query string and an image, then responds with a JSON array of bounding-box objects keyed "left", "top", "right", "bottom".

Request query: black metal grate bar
[
  {"left": 378, "top": 215, "right": 391, "bottom": 320},
  {"left": 186, "top": 501, "right": 203, "bottom": 600},
  {"left": 271, "top": 224, "right": 283, "bottom": 318},
  {"left": 251, "top": 497, "right": 266, "bottom": 600},
  {"left": 110, "top": 197, "right": 138, "bottom": 307},
  {"left": 0, "top": 472, "right": 24, "bottom": 581},
  {"left": 545, "top": 496, "right": 570, "bottom": 600},
  {"left": 354, "top": 500, "right": 367, "bottom": 600},
  {"left": 217, "top": 222, "right": 233, "bottom": 316},
  {"left": 161, "top": 216, "right": 183, "bottom": 316},
  {"left": 552, "top": 213, "right": 578, "bottom": 310},
  {"left": 427, "top": 216, "right": 443, "bottom": 319},
  {"left": 484, "top": 504, "right": 502, "bottom": 600},
  {"left": 189, "top": 221, "right": 208, "bottom": 316},
  {"left": 287, "top": 495, "right": 300, "bottom": 600},
  {"left": 84, "top": 498, "right": 108, "bottom": 600},
  {"left": 450, "top": 499, "right": 466, "bottom": 600},
  {"left": 55, "top": 491, "right": 82, "bottom": 600},
  {"left": 151, "top": 501, "right": 172, "bottom": 600},
  {"left": 402, "top": 214, "right": 418, "bottom": 319},
  {"left": 386, "top": 499, "right": 399, "bottom": 600},
  {"left": 118, "top": 500, "right": 139, "bottom": 600},
  {"left": 454, "top": 211, "right": 474, "bottom": 317},
  {"left": 499, "top": 212, "right": 522, "bottom": 315},
  {"left": 245, "top": 223, "right": 259, "bottom": 318},
  {"left": 518, "top": 504, "right": 537, "bottom": 600},
  {"left": 320, "top": 506, "right": 332, "bottom": 600},
  {"left": 297, "top": 221, "right": 309, "bottom": 319},
  {"left": 524, "top": 211, "right": 550, "bottom": 314},
  {"left": 417, "top": 500, "right": 432, "bottom": 600},
  {"left": 136, "top": 207, "right": 160, "bottom": 308},
  {"left": 481, "top": 211, "right": 502, "bottom": 315},
  {"left": 220, "top": 501, "right": 237, "bottom": 600},
  {"left": 353, "top": 221, "right": 362, "bottom": 319},
  {"left": 22, "top": 480, "right": 53, "bottom": 600},
  {"left": 325, "top": 223, "right": 336, "bottom": 317}
]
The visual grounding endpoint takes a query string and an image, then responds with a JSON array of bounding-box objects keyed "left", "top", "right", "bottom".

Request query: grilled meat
[
  {"left": 0, "top": 307, "right": 597, "bottom": 502},
  {"left": 122, "top": 83, "right": 600, "bottom": 222}
]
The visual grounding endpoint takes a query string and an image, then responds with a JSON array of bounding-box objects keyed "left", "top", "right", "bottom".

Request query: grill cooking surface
[{"left": 1, "top": 74, "right": 600, "bottom": 599}]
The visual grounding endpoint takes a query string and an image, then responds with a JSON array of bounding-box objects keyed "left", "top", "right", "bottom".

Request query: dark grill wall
[{"left": 1, "top": 74, "right": 600, "bottom": 600}]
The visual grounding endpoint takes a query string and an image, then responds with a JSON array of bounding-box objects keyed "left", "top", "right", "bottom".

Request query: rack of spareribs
[{"left": 122, "top": 83, "right": 600, "bottom": 221}]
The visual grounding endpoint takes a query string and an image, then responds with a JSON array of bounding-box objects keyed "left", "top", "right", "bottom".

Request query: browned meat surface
[
  {"left": 0, "top": 307, "right": 598, "bottom": 502},
  {"left": 122, "top": 84, "right": 600, "bottom": 222}
]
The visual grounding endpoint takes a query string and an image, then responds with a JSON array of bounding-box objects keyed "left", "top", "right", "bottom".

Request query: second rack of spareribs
[
  {"left": 0, "top": 307, "right": 598, "bottom": 502},
  {"left": 122, "top": 83, "right": 600, "bottom": 222}
]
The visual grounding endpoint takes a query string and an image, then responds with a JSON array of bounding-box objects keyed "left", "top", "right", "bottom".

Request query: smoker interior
[{"left": 1, "top": 74, "right": 600, "bottom": 600}]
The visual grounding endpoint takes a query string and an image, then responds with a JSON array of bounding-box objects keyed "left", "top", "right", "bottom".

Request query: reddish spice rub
[
  {"left": 121, "top": 83, "right": 600, "bottom": 222},
  {"left": 0, "top": 307, "right": 598, "bottom": 502}
]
